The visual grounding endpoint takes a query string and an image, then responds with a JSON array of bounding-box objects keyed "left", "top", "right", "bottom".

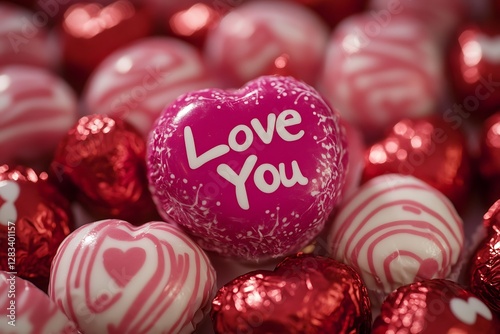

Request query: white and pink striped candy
[
  {"left": 49, "top": 219, "right": 216, "bottom": 334},
  {"left": 0, "top": 65, "right": 77, "bottom": 165},
  {"left": 0, "top": 3, "right": 58, "bottom": 69},
  {"left": 204, "top": 1, "right": 329, "bottom": 87},
  {"left": 83, "top": 37, "right": 217, "bottom": 137},
  {"left": 327, "top": 174, "right": 464, "bottom": 296},
  {"left": 318, "top": 14, "right": 444, "bottom": 135},
  {"left": 0, "top": 272, "right": 78, "bottom": 333},
  {"left": 369, "top": 0, "right": 466, "bottom": 42}
]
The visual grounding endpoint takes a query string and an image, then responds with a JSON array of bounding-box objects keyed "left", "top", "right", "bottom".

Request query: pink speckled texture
[{"left": 147, "top": 76, "right": 348, "bottom": 261}]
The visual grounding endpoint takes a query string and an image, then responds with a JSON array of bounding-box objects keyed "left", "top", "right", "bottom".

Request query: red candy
[
  {"left": 51, "top": 115, "right": 158, "bottom": 224},
  {"left": 0, "top": 165, "right": 74, "bottom": 290},
  {"left": 0, "top": 3, "right": 58, "bottom": 69},
  {"left": 0, "top": 65, "right": 78, "bottom": 167},
  {"left": 60, "top": 0, "right": 153, "bottom": 90},
  {"left": 363, "top": 116, "right": 471, "bottom": 208},
  {"left": 212, "top": 254, "right": 372, "bottom": 334},
  {"left": 483, "top": 199, "right": 500, "bottom": 235},
  {"left": 373, "top": 279, "right": 500, "bottom": 334},
  {"left": 448, "top": 23, "right": 500, "bottom": 118}
]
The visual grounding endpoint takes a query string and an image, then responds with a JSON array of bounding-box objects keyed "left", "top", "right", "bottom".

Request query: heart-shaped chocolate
[
  {"left": 363, "top": 116, "right": 471, "bottom": 208},
  {"left": 0, "top": 271, "right": 78, "bottom": 333},
  {"left": 147, "top": 75, "right": 348, "bottom": 260},
  {"left": 49, "top": 219, "right": 216, "bottom": 334},
  {"left": 211, "top": 254, "right": 371, "bottom": 333}
]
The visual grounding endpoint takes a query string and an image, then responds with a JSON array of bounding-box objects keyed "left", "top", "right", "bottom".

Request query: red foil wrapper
[
  {"left": 0, "top": 165, "right": 73, "bottom": 291},
  {"left": 211, "top": 254, "right": 372, "bottom": 334},
  {"left": 373, "top": 279, "right": 500, "bottom": 334},
  {"left": 363, "top": 116, "right": 471, "bottom": 208},
  {"left": 51, "top": 115, "right": 158, "bottom": 225},
  {"left": 469, "top": 232, "right": 500, "bottom": 317}
]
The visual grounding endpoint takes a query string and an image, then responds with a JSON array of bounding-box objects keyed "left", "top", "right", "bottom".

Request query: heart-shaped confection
[
  {"left": 211, "top": 254, "right": 372, "bottom": 334},
  {"left": 49, "top": 219, "right": 216, "bottom": 334},
  {"left": 363, "top": 116, "right": 471, "bottom": 208},
  {"left": 372, "top": 279, "right": 500, "bottom": 333},
  {"left": 0, "top": 271, "right": 78, "bottom": 333},
  {"left": 147, "top": 75, "right": 348, "bottom": 260}
]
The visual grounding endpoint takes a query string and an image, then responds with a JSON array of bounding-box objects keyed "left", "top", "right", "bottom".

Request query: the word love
[{"left": 184, "top": 109, "right": 308, "bottom": 209}]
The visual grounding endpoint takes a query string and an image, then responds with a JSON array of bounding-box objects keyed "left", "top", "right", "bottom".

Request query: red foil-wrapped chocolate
[
  {"left": 211, "top": 254, "right": 371, "bottom": 334},
  {"left": 448, "top": 23, "right": 500, "bottom": 118},
  {"left": 51, "top": 115, "right": 158, "bottom": 224},
  {"left": 363, "top": 116, "right": 471, "bottom": 208},
  {"left": 373, "top": 279, "right": 500, "bottom": 334},
  {"left": 0, "top": 165, "right": 73, "bottom": 290},
  {"left": 469, "top": 231, "right": 500, "bottom": 317},
  {"left": 480, "top": 112, "right": 500, "bottom": 204},
  {"left": 59, "top": 0, "right": 153, "bottom": 90}
]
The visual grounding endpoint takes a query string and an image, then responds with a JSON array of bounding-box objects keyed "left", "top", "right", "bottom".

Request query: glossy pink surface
[{"left": 148, "top": 76, "right": 348, "bottom": 260}]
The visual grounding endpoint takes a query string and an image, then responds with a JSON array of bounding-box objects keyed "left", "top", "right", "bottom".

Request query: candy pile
[{"left": 0, "top": 0, "right": 500, "bottom": 333}]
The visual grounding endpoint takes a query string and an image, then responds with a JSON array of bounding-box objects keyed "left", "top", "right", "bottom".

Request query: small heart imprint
[
  {"left": 103, "top": 247, "right": 146, "bottom": 287},
  {"left": 0, "top": 180, "right": 20, "bottom": 226},
  {"left": 450, "top": 297, "right": 493, "bottom": 325}
]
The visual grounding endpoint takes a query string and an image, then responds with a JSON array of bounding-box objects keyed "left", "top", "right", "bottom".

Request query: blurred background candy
[
  {"left": 448, "top": 23, "right": 500, "bottom": 118},
  {"left": 0, "top": 165, "right": 74, "bottom": 291},
  {"left": 319, "top": 14, "right": 445, "bottom": 137},
  {"left": 479, "top": 112, "right": 500, "bottom": 205},
  {"left": 83, "top": 37, "right": 217, "bottom": 137},
  {"left": 372, "top": 279, "right": 500, "bottom": 334},
  {"left": 0, "top": 2, "right": 58, "bottom": 70},
  {"left": 204, "top": 1, "right": 329, "bottom": 87},
  {"left": 51, "top": 115, "right": 158, "bottom": 225},
  {"left": 0, "top": 65, "right": 78, "bottom": 169}
]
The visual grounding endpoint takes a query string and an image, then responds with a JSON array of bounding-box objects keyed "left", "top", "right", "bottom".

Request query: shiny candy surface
[
  {"left": 483, "top": 199, "right": 500, "bottom": 235},
  {"left": 83, "top": 37, "right": 216, "bottom": 137},
  {"left": 51, "top": 115, "right": 157, "bottom": 224},
  {"left": 49, "top": 219, "right": 216, "bottom": 334},
  {"left": 372, "top": 279, "right": 499, "bottom": 334},
  {"left": 480, "top": 112, "right": 500, "bottom": 204},
  {"left": 469, "top": 231, "right": 500, "bottom": 317},
  {"left": 319, "top": 14, "right": 444, "bottom": 135},
  {"left": 147, "top": 76, "right": 348, "bottom": 260},
  {"left": 328, "top": 174, "right": 464, "bottom": 296},
  {"left": 204, "top": 1, "right": 329, "bottom": 87},
  {"left": 0, "top": 272, "right": 78, "bottom": 333},
  {"left": 0, "top": 165, "right": 74, "bottom": 290},
  {"left": 363, "top": 116, "right": 471, "bottom": 208},
  {"left": 211, "top": 254, "right": 372, "bottom": 334},
  {"left": 0, "top": 66, "right": 78, "bottom": 166},
  {"left": 448, "top": 23, "right": 500, "bottom": 117}
]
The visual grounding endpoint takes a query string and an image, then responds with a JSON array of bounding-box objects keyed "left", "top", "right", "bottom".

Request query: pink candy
[
  {"left": 0, "top": 66, "right": 77, "bottom": 165},
  {"left": 204, "top": 1, "right": 329, "bottom": 87},
  {"left": 148, "top": 76, "right": 348, "bottom": 261},
  {"left": 83, "top": 37, "right": 216, "bottom": 137},
  {"left": 319, "top": 14, "right": 444, "bottom": 135},
  {"left": 49, "top": 219, "right": 216, "bottom": 334}
]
